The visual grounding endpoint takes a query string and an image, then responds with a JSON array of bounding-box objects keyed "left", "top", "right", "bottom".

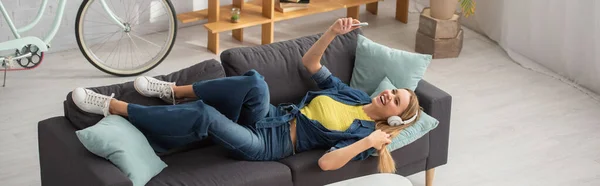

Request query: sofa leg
[{"left": 426, "top": 168, "right": 435, "bottom": 186}]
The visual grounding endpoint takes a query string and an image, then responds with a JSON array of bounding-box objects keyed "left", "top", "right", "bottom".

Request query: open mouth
[{"left": 379, "top": 95, "right": 386, "bottom": 105}]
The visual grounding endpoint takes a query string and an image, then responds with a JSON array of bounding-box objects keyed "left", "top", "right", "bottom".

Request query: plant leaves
[{"left": 459, "top": 0, "right": 476, "bottom": 17}]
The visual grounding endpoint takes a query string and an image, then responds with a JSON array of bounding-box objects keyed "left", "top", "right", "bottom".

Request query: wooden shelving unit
[
  {"left": 204, "top": 3, "right": 271, "bottom": 33},
  {"left": 253, "top": 0, "right": 343, "bottom": 21},
  {"left": 176, "top": 0, "right": 409, "bottom": 54}
]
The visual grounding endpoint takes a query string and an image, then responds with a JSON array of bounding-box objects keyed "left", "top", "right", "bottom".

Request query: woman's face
[{"left": 371, "top": 89, "right": 411, "bottom": 119}]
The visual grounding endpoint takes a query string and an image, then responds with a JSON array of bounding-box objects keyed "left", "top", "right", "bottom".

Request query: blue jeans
[{"left": 127, "top": 70, "right": 294, "bottom": 161}]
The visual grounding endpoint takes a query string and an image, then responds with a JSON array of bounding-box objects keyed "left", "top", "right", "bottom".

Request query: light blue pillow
[
  {"left": 351, "top": 34, "right": 432, "bottom": 95},
  {"left": 76, "top": 115, "right": 167, "bottom": 186},
  {"left": 369, "top": 77, "right": 439, "bottom": 154},
  {"left": 370, "top": 77, "right": 396, "bottom": 99}
]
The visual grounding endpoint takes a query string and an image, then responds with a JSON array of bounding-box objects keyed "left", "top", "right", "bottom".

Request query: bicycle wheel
[{"left": 75, "top": 0, "right": 177, "bottom": 76}]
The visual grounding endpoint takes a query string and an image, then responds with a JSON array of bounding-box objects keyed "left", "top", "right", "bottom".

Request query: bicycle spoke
[
  {"left": 121, "top": 0, "right": 133, "bottom": 23},
  {"left": 90, "top": 30, "right": 120, "bottom": 56},
  {"left": 149, "top": 34, "right": 168, "bottom": 46},
  {"left": 109, "top": 0, "right": 128, "bottom": 24},
  {"left": 107, "top": 0, "right": 120, "bottom": 21},
  {"left": 128, "top": 33, "right": 151, "bottom": 65},
  {"left": 130, "top": 33, "right": 162, "bottom": 49},
  {"left": 133, "top": 22, "right": 168, "bottom": 34},
  {"left": 84, "top": 31, "right": 118, "bottom": 41},
  {"left": 115, "top": 33, "right": 126, "bottom": 68},
  {"left": 133, "top": 10, "right": 169, "bottom": 25},
  {"left": 131, "top": 34, "right": 144, "bottom": 68},
  {"left": 129, "top": 2, "right": 162, "bottom": 25},
  {"left": 84, "top": 31, "right": 122, "bottom": 36},
  {"left": 133, "top": 12, "right": 169, "bottom": 29},
  {"left": 133, "top": 2, "right": 159, "bottom": 23},
  {"left": 84, "top": 20, "right": 121, "bottom": 26},
  {"left": 86, "top": 34, "right": 120, "bottom": 47},
  {"left": 137, "top": 31, "right": 166, "bottom": 56},
  {"left": 84, "top": 19, "right": 115, "bottom": 26},
  {"left": 89, "top": 30, "right": 120, "bottom": 46},
  {"left": 77, "top": 0, "right": 175, "bottom": 74},
  {"left": 127, "top": 34, "right": 135, "bottom": 69},
  {"left": 90, "top": 5, "right": 118, "bottom": 25},
  {"left": 132, "top": 28, "right": 166, "bottom": 42},
  {"left": 116, "top": 33, "right": 123, "bottom": 69},
  {"left": 132, "top": 0, "right": 143, "bottom": 23},
  {"left": 127, "top": 35, "right": 140, "bottom": 67},
  {"left": 126, "top": 0, "right": 138, "bottom": 23},
  {"left": 98, "top": 32, "right": 119, "bottom": 65},
  {"left": 133, "top": 29, "right": 168, "bottom": 45},
  {"left": 125, "top": 32, "right": 130, "bottom": 69},
  {"left": 135, "top": 33, "right": 154, "bottom": 61},
  {"left": 105, "top": 33, "right": 125, "bottom": 67},
  {"left": 88, "top": 8, "right": 113, "bottom": 25},
  {"left": 84, "top": 24, "right": 120, "bottom": 28},
  {"left": 133, "top": 14, "right": 169, "bottom": 29},
  {"left": 133, "top": 23, "right": 170, "bottom": 35},
  {"left": 137, "top": 32, "right": 168, "bottom": 50}
]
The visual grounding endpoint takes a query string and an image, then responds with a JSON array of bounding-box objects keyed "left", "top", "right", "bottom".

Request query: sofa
[{"left": 38, "top": 29, "right": 452, "bottom": 186}]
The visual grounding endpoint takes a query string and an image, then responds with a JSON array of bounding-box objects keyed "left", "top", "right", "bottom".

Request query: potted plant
[{"left": 430, "top": 0, "right": 476, "bottom": 20}]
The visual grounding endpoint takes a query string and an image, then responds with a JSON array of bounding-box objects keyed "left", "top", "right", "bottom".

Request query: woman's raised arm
[{"left": 302, "top": 18, "right": 360, "bottom": 75}]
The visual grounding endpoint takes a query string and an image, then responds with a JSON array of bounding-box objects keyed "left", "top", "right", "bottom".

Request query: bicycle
[{"left": 0, "top": 0, "right": 178, "bottom": 87}]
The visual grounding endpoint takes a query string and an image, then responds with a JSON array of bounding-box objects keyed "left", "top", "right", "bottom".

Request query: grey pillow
[
  {"left": 64, "top": 59, "right": 226, "bottom": 130},
  {"left": 220, "top": 29, "right": 362, "bottom": 105}
]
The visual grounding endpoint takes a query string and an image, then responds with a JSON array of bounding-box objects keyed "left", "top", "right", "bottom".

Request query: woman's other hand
[
  {"left": 327, "top": 18, "right": 361, "bottom": 36},
  {"left": 367, "top": 129, "right": 392, "bottom": 150}
]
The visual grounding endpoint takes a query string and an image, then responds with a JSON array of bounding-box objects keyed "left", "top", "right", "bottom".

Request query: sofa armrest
[
  {"left": 38, "top": 117, "right": 132, "bottom": 186},
  {"left": 414, "top": 80, "right": 452, "bottom": 169}
]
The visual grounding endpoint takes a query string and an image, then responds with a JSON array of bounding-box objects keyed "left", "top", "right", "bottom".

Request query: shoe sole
[{"left": 71, "top": 91, "right": 85, "bottom": 112}]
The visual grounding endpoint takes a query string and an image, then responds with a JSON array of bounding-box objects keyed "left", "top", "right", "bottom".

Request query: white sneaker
[
  {"left": 72, "top": 88, "right": 114, "bottom": 116},
  {"left": 134, "top": 76, "right": 176, "bottom": 104}
]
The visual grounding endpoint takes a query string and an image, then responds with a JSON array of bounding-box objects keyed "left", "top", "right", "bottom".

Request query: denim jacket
[{"left": 280, "top": 66, "right": 377, "bottom": 161}]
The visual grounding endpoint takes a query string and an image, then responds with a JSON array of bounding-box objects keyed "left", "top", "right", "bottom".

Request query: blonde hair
[{"left": 375, "top": 88, "right": 421, "bottom": 173}]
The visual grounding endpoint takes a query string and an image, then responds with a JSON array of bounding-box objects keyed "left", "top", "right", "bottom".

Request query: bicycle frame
[{"left": 0, "top": 0, "right": 126, "bottom": 47}]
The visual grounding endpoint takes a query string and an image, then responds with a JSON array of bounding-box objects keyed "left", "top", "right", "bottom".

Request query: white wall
[{"left": 1, "top": 0, "right": 232, "bottom": 53}]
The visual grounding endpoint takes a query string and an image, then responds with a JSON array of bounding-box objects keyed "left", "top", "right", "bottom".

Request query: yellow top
[{"left": 300, "top": 95, "right": 374, "bottom": 131}]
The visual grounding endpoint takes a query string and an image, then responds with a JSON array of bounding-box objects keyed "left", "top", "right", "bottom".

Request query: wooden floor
[{"left": 1, "top": 1, "right": 600, "bottom": 185}]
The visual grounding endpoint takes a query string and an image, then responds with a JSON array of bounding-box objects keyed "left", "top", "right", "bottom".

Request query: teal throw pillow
[
  {"left": 369, "top": 77, "right": 439, "bottom": 154},
  {"left": 76, "top": 115, "right": 167, "bottom": 186},
  {"left": 370, "top": 77, "right": 396, "bottom": 99},
  {"left": 351, "top": 34, "right": 432, "bottom": 95}
]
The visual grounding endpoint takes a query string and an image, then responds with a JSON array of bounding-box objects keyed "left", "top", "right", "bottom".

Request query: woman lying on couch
[{"left": 71, "top": 18, "right": 421, "bottom": 173}]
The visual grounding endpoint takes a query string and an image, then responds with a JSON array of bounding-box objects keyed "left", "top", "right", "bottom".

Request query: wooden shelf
[
  {"left": 177, "top": 9, "right": 208, "bottom": 24},
  {"left": 250, "top": 0, "right": 380, "bottom": 22},
  {"left": 335, "top": 0, "right": 381, "bottom": 8},
  {"left": 271, "top": 0, "right": 344, "bottom": 21},
  {"left": 204, "top": 4, "right": 271, "bottom": 33},
  {"left": 174, "top": 0, "right": 407, "bottom": 54},
  {"left": 184, "top": 0, "right": 385, "bottom": 32}
]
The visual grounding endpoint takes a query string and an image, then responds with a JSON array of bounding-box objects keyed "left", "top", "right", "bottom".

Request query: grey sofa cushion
[
  {"left": 220, "top": 29, "right": 362, "bottom": 105},
  {"left": 147, "top": 146, "right": 293, "bottom": 186},
  {"left": 278, "top": 133, "right": 429, "bottom": 186},
  {"left": 64, "top": 59, "right": 226, "bottom": 130}
]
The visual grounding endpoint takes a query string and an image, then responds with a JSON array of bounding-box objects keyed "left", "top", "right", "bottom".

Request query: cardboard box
[
  {"left": 416, "top": 29, "right": 464, "bottom": 59},
  {"left": 418, "top": 8, "right": 461, "bottom": 39}
]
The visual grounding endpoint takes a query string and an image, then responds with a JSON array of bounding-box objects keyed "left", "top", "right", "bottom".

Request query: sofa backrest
[{"left": 220, "top": 29, "right": 362, "bottom": 105}]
